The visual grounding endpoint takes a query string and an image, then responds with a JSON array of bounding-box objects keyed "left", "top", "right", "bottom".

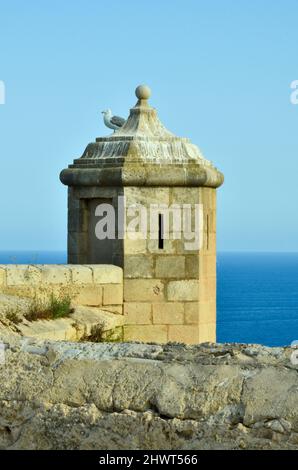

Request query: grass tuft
[
  {"left": 24, "top": 294, "right": 74, "bottom": 322},
  {"left": 5, "top": 308, "right": 22, "bottom": 325},
  {"left": 81, "top": 324, "right": 123, "bottom": 343}
]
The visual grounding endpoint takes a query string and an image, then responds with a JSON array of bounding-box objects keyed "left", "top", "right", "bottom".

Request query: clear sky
[{"left": 0, "top": 0, "right": 297, "bottom": 252}]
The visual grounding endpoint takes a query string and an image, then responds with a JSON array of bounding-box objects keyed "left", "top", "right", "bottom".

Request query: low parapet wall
[
  {"left": 0, "top": 264, "right": 123, "bottom": 314},
  {"left": 0, "top": 263, "right": 213, "bottom": 344}
]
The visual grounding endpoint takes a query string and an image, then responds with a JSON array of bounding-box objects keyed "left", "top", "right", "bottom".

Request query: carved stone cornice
[{"left": 60, "top": 85, "right": 224, "bottom": 188}]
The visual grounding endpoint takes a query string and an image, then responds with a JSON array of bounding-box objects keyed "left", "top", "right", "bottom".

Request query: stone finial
[{"left": 135, "top": 84, "right": 151, "bottom": 101}]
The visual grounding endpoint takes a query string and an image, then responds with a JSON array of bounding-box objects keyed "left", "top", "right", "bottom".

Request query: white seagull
[{"left": 101, "top": 109, "right": 126, "bottom": 131}]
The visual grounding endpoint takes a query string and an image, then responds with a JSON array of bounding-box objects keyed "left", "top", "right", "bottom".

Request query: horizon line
[{"left": 0, "top": 249, "right": 298, "bottom": 254}]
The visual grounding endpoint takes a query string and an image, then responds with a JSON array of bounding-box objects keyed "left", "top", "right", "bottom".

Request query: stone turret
[{"left": 60, "top": 85, "right": 224, "bottom": 344}]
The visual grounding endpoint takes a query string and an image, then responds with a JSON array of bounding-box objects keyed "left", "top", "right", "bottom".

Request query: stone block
[
  {"left": 2, "top": 285, "right": 36, "bottom": 300},
  {"left": 124, "top": 255, "right": 153, "bottom": 278},
  {"left": 72, "top": 306, "right": 124, "bottom": 335},
  {"left": 207, "top": 210, "right": 216, "bottom": 233},
  {"left": 91, "top": 265, "right": 123, "bottom": 284},
  {"left": 167, "top": 280, "right": 199, "bottom": 301},
  {"left": 18, "top": 318, "right": 78, "bottom": 342},
  {"left": 171, "top": 187, "right": 200, "bottom": 204},
  {"left": 199, "top": 187, "right": 216, "bottom": 210},
  {"left": 6, "top": 265, "right": 41, "bottom": 286},
  {"left": 199, "top": 255, "right": 216, "bottom": 278},
  {"left": 152, "top": 303, "right": 184, "bottom": 324},
  {"left": 124, "top": 239, "right": 147, "bottom": 255},
  {"left": 101, "top": 305, "right": 123, "bottom": 315},
  {"left": 200, "top": 277, "right": 216, "bottom": 302},
  {"left": 185, "top": 255, "right": 200, "bottom": 279},
  {"left": 124, "top": 187, "right": 170, "bottom": 206},
  {"left": 206, "top": 232, "right": 216, "bottom": 253},
  {"left": 168, "top": 325, "right": 200, "bottom": 344},
  {"left": 173, "top": 239, "right": 199, "bottom": 254},
  {"left": 73, "top": 286, "right": 102, "bottom": 306},
  {"left": 147, "top": 238, "right": 176, "bottom": 254},
  {"left": 123, "top": 325, "right": 168, "bottom": 343},
  {"left": 144, "top": 166, "right": 185, "bottom": 186},
  {"left": 198, "top": 322, "right": 216, "bottom": 343},
  {"left": 199, "top": 301, "right": 216, "bottom": 324},
  {"left": 124, "top": 302, "right": 152, "bottom": 324},
  {"left": 103, "top": 284, "right": 123, "bottom": 305},
  {"left": 184, "top": 302, "right": 199, "bottom": 324},
  {"left": 40, "top": 265, "right": 71, "bottom": 285},
  {"left": 155, "top": 256, "right": 185, "bottom": 279},
  {"left": 207, "top": 255, "right": 217, "bottom": 277},
  {"left": 70, "top": 265, "right": 93, "bottom": 284},
  {"left": 124, "top": 279, "right": 165, "bottom": 302}
]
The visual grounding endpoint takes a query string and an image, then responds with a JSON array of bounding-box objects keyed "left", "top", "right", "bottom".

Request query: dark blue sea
[
  {"left": 0, "top": 251, "right": 297, "bottom": 347},
  {"left": 217, "top": 252, "right": 298, "bottom": 347}
]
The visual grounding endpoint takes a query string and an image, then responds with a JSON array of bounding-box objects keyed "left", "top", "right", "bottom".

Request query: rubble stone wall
[{"left": 0, "top": 338, "right": 297, "bottom": 450}]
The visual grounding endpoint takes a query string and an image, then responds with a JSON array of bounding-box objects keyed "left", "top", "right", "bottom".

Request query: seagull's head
[{"left": 101, "top": 109, "right": 112, "bottom": 116}]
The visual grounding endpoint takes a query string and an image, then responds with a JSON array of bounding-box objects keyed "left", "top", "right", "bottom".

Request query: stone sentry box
[{"left": 60, "top": 85, "right": 224, "bottom": 344}]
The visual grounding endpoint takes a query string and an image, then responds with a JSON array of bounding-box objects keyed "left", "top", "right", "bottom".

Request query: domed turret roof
[{"left": 60, "top": 85, "right": 224, "bottom": 188}]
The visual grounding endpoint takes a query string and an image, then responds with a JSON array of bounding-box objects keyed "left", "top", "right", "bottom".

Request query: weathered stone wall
[
  {"left": 0, "top": 264, "right": 123, "bottom": 315},
  {"left": 0, "top": 255, "right": 216, "bottom": 345},
  {"left": 0, "top": 338, "right": 297, "bottom": 450},
  {"left": 123, "top": 186, "right": 216, "bottom": 344}
]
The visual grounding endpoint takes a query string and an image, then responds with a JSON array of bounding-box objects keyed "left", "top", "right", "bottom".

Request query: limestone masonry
[
  {"left": 59, "top": 85, "right": 224, "bottom": 344},
  {"left": 0, "top": 264, "right": 124, "bottom": 341}
]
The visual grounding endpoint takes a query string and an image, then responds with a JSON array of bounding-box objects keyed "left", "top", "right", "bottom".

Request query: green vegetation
[
  {"left": 5, "top": 308, "right": 22, "bottom": 325},
  {"left": 81, "top": 324, "right": 123, "bottom": 343},
  {"left": 24, "top": 294, "right": 74, "bottom": 322}
]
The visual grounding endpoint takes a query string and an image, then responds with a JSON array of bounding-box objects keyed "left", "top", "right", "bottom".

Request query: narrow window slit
[{"left": 158, "top": 214, "right": 164, "bottom": 249}]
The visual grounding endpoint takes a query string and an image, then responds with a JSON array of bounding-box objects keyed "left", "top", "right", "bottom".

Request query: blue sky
[{"left": 0, "top": 0, "right": 298, "bottom": 251}]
